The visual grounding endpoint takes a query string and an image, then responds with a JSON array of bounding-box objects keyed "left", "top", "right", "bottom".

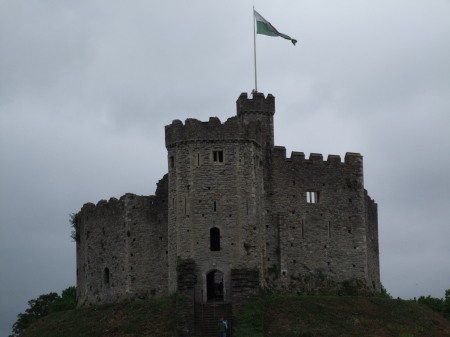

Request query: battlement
[
  {"left": 78, "top": 194, "right": 160, "bottom": 218},
  {"left": 236, "top": 92, "right": 275, "bottom": 116},
  {"left": 165, "top": 115, "right": 264, "bottom": 148},
  {"left": 272, "top": 146, "right": 362, "bottom": 167}
]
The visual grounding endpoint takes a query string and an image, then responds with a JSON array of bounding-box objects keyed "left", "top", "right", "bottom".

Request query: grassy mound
[
  {"left": 19, "top": 296, "right": 178, "bottom": 337},
  {"left": 17, "top": 294, "right": 450, "bottom": 337},
  {"left": 234, "top": 294, "right": 450, "bottom": 337}
]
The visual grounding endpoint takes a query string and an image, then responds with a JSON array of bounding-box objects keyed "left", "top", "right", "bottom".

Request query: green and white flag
[{"left": 254, "top": 10, "right": 297, "bottom": 46}]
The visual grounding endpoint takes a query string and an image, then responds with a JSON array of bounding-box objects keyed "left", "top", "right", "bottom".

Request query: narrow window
[
  {"left": 169, "top": 156, "right": 174, "bottom": 168},
  {"left": 213, "top": 150, "right": 224, "bottom": 162},
  {"left": 210, "top": 227, "right": 220, "bottom": 251},
  {"left": 301, "top": 221, "right": 305, "bottom": 239},
  {"left": 306, "top": 191, "right": 319, "bottom": 203},
  {"left": 197, "top": 153, "right": 200, "bottom": 166},
  {"left": 213, "top": 201, "right": 217, "bottom": 212},
  {"left": 184, "top": 197, "right": 187, "bottom": 215},
  {"left": 328, "top": 221, "right": 331, "bottom": 238},
  {"left": 103, "top": 267, "right": 110, "bottom": 284}
]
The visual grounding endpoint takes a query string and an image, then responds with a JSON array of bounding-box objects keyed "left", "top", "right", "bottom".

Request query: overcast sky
[{"left": 1, "top": 0, "right": 450, "bottom": 335}]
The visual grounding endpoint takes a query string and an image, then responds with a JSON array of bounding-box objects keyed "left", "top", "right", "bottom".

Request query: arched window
[
  {"left": 210, "top": 227, "right": 220, "bottom": 251},
  {"left": 103, "top": 267, "right": 110, "bottom": 284}
]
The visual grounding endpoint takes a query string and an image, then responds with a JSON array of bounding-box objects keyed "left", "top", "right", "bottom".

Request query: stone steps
[{"left": 194, "top": 302, "right": 232, "bottom": 337}]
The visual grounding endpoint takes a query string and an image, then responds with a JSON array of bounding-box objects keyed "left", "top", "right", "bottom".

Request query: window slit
[{"left": 328, "top": 221, "right": 331, "bottom": 237}]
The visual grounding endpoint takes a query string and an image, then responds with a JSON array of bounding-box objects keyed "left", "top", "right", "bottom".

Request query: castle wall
[
  {"left": 76, "top": 176, "right": 168, "bottom": 306},
  {"left": 266, "top": 148, "right": 375, "bottom": 290},
  {"left": 365, "top": 191, "right": 380, "bottom": 291}
]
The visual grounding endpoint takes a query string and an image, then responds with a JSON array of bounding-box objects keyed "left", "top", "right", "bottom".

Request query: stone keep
[{"left": 76, "top": 93, "right": 380, "bottom": 306}]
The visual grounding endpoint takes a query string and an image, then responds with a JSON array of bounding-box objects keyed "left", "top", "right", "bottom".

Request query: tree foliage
[
  {"left": 444, "top": 288, "right": 450, "bottom": 320},
  {"left": 380, "top": 283, "right": 392, "bottom": 299},
  {"left": 50, "top": 286, "right": 77, "bottom": 313},
  {"left": 9, "top": 287, "right": 76, "bottom": 337},
  {"left": 69, "top": 213, "right": 79, "bottom": 242},
  {"left": 415, "top": 288, "right": 450, "bottom": 321},
  {"left": 417, "top": 295, "right": 444, "bottom": 313},
  {"left": 10, "top": 292, "right": 59, "bottom": 336}
]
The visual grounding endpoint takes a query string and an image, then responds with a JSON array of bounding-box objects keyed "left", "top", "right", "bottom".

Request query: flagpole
[{"left": 253, "top": 6, "right": 258, "bottom": 93}]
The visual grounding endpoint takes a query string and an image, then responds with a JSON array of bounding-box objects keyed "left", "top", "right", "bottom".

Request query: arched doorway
[{"left": 206, "top": 270, "right": 224, "bottom": 301}]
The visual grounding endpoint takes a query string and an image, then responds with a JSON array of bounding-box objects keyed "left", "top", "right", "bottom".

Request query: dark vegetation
[
  {"left": 9, "top": 286, "right": 76, "bottom": 337},
  {"left": 11, "top": 295, "right": 178, "bottom": 337},
  {"left": 10, "top": 288, "right": 450, "bottom": 337},
  {"left": 233, "top": 293, "right": 450, "bottom": 337},
  {"left": 69, "top": 213, "right": 79, "bottom": 242}
]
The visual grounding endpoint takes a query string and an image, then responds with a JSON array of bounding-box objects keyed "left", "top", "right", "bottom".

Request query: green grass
[
  {"left": 20, "top": 296, "right": 179, "bottom": 337},
  {"left": 18, "top": 294, "right": 450, "bottom": 337},
  {"left": 234, "top": 294, "right": 450, "bottom": 337}
]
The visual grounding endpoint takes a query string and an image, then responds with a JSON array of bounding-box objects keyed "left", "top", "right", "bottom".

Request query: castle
[{"left": 76, "top": 92, "right": 380, "bottom": 307}]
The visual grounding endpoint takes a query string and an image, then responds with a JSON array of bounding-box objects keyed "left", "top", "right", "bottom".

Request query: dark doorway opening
[
  {"left": 210, "top": 227, "right": 220, "bottom": 251},
  {"left": 206, "top": 270, "right": 224, "bottom": 301}
]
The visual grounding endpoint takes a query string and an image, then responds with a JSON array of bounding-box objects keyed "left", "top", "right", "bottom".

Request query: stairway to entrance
[{"left": 194, "top": 302, "right": 232, "bottom": 337}]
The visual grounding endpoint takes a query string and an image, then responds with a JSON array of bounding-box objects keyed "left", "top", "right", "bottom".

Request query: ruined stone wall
[
  {"left": 265, "top": 148, "right": 378, "bottom": 291},
  {"left": 76, "top": 176, "right": 168, "bottom": 306},
  {"left": 165, "top": 113, "right": 268, "bottom": 302}
]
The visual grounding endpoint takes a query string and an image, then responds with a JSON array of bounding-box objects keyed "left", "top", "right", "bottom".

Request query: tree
[
  {"left": 70, "top": 213, "right": 79, "bottom": 242},
  {"left": 10, "top": 292, "right": 60, "bottom": 336},
  {"left": 416, "top": 295, "right": 444, "bottom": 314},
  {"left": 9, "top": 287, "right": 76, "bottom": 337},
  {"left": 443, "top": 288, "right": 450, "bottom": 320},
  {"left": 50, "top": 286, "right": 77, "bottom": 312}
]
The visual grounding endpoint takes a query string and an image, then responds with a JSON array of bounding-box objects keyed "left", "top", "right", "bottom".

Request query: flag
[{"left": 254, "top": 10, "right": 297, "bottom": 46}]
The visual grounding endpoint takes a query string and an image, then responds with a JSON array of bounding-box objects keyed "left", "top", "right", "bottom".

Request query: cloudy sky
[{"left": 1, "top": 0, "right": 450, "bottom": 335}]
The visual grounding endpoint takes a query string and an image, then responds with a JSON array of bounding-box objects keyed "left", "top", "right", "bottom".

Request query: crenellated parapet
[
  {"left": 272, "top": 146, "right": 363, "bottom": 168},
  {"left": 236, "top": 92, "right": 275, "bottom": 116},
  {"left": 165, "top": 115, "right": 264, "bottom": 148},
  {"left": 78, "top": 194, "right": 157, "bottom": 219},
  {"left": 78, "top": 174, "right": 168, "bottom": 223}
]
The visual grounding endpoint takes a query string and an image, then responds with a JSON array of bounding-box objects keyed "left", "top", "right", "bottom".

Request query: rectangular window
[
  {"left": 306, "top": 191, "right": 319, "bottom": 203},
  {"left": 213, "top": 150, "right": 223, "bottom": 162},
  {"left": 169, "top": 156, "right": 174, "bottom": 168}
]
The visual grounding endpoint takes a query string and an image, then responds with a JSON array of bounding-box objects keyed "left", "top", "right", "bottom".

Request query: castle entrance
[{"left": 206, "top": 270, "right": 224, "bottom": 301}]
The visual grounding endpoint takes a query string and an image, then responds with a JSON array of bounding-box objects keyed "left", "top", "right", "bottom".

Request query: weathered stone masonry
[{"left": 76, "top": 92, "right": 380, "bottom": 306}]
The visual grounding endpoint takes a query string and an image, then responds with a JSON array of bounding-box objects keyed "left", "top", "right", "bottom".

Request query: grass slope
[
  {"left": 234, "top": 294, "right": 450, "bottom": 337},
  {"left": 18, "top": 295, "right": 450, "bottom": 337},
  {"left": 19, "top": 297, "right": 178, "bottom": 337}
]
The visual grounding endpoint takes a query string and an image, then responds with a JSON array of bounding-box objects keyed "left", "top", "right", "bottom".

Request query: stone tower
[{"left": 165, "top": 93, "right": 275, "bottom": 302}]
